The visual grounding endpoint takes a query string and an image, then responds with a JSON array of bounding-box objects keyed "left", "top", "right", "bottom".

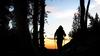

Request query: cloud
[
  {"left": 46, "top": 6, "right": 77, "bottom": 19},
  {"left": 46, "top": 6, "right": 57, "bottom": 12},
  {"left": 89, "top": 0, "right": 100, "bottom": 16},
  {"left": 52, "top": 10, "right": 76, "bottom": 19},
  {"left": 95, "top": 0, "right": 100, "bottom": 4}
]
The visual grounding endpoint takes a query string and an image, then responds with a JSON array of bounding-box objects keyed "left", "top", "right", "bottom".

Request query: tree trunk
[
  {"left": 80, "top": 0, "right": 87, "bottom": 45},
  {"left": 80, "top": 0, "right": 85, "bottom": 31},
  {"left": 0, "top": 0, "right": 10, "bottom": 53},
  {"left": 33, "top": 0, "right": 39, "bottom": 48},
  {"left": 39, "top": 0, "right": 45, "bottom": 48},
  {"left": 85, "top": 0, "right": 90, "bottom": 29},
  {"left": 15, "top": 0, "right": 33, "bottom": 54},
  {"left": 0, "top": 0, "right": 10, "bottom": 33}
]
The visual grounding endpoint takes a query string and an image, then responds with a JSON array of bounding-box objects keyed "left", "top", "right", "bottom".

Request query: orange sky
[{"left": 44, "top": 36, "right": 72, "bottom": 49}]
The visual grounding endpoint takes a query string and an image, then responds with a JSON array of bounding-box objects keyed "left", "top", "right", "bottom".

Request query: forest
[{"left": 0, "top": 0, "right": 98, "bottom": 56}]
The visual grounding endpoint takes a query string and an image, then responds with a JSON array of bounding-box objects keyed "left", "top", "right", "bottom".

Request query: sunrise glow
[{"left": 44, "top": 36, "right": 72, "bottom": 49}]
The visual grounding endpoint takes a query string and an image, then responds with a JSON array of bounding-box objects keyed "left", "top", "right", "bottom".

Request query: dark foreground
[{"left": 7, "top": 43, "right": 97, "bottom": 56}]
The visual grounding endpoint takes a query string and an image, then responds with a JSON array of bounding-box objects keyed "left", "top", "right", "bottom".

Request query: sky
[{"left": 44, "top": 0, "right": 100, "bottom": 37}]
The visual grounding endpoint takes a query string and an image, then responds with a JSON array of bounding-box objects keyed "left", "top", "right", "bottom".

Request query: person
[{"left": 54, "top": 25, "right": 66, "bottom": 50}]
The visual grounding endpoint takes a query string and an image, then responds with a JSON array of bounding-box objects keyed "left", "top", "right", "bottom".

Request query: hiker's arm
[
  {"left": 54, "top": 30, "right": 57, "bottom": 39},
  {"left": 54, "top": 33, "right": 56, "bottom": 39},
  {"left": 63, "top": 30, "right": 66, "bottom": 37}
]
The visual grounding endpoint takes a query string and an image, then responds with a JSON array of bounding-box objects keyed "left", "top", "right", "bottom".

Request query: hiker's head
[{"left": 58, "top": 25, "right": 63, "bottom": 30}]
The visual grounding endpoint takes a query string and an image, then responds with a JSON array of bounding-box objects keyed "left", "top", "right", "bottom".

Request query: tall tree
[
  {"left": 32, "top": 0, "right": 39, "bottom": 48},
  {"left": 80, "top": 0, "right": 85, "bottom": 31},
  {"left": 85, "top": 0, "right": 90, "bottom": 29},
  {"left": 93, "top": 13, "right": 99, "bottom": 31},
  {"left": 88, "top": 13, "right": 99, "bottom": 31},
  {"left": 0, "top": 0, "right": 10, "bottom": 33},
  {"left": 39, "top": 0, "right": 45, "bottom": 48},
  {"left": 15, "top": 0, "right": 33, "bottom": 53},
  {"left": 0, "top": 0, "right": 10, "bottom": 53},
  {"left": 95, "top": 13, "right": 99, "bottom": 23}
]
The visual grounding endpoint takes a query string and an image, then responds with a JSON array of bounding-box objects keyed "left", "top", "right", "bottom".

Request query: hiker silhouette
[{"left": 54, "top": 25, "right": 66, "bottom": 50}]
